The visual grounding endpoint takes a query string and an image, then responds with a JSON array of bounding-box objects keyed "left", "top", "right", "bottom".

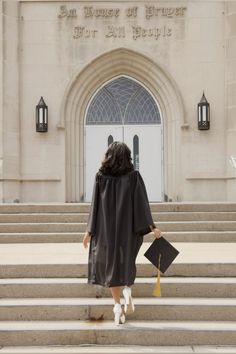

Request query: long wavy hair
[{"left": 99, "top": 141, "right": 134, "bottom": 176}]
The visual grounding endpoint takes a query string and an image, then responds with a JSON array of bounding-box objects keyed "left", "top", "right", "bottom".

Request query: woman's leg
[
  {"left": 110, "top": 286, "right": 122, "bottom": 303},
  {"left": 123, "top": 285, "right": 135, "bottom": 313},
  {"left": 110, "top": 286, "right": 125, "bottom": 325}
]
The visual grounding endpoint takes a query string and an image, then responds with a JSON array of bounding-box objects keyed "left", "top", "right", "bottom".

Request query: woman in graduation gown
[{"left": 83, "top": 141, "right": 162, "bottom": 325}]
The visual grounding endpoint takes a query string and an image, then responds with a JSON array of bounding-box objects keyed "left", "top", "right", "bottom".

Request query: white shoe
[
  {"left": 122, "top": 286, "right": 135, "bottom": 313},
  {"left": 113, "top": 303, "right": 125, "bottom": 325}
]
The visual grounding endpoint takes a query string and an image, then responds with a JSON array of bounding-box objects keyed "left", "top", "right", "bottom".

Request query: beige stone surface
[
  {"left": 2, "top": 1, "right": 21, "bottom": 202},
  {"left": 0, "top": 320, "right": 235, "bottom": 346},
  {"left": 0, "top": 344, "right": 203, "bottom": 353},
  {"left": 1, "top": 345, "right": 236, "bottom": 353},
  {"left": 0, "top": 242, "right": 236, "bottom": 265},
  {"left": 0, "top": 1, "right": 235, "bottom": 202},
  {"left": 0, "top": 0, "right": 3, "bottom": 201}
]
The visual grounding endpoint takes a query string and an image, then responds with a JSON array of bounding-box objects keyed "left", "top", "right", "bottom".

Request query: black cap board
[{"left": 144, "top": 236, "right": 179, "bottom": 273}]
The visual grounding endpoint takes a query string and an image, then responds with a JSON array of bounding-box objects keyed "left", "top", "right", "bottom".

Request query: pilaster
[
  {"left": 2, "top": 0, "right": 21, "bottom": 202},
  {"left": 225, "top": 2, "right": 236, "bottom": 200}
]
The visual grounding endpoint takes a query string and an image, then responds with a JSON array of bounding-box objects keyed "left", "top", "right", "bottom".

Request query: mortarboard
[
  {"left": 144, "top": 236, "right": 179, "bottom": 273},
  {"left": 144, "top": 236, "right": 179, "bottom": 297}
]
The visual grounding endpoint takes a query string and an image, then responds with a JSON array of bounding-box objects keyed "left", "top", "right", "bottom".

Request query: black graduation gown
[{"left": 86, "top": 169, "right": 156, "bottom": 288}]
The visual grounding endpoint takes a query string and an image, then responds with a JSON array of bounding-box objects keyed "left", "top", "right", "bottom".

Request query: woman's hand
[
  {"left": 153, "top": 228, "right": 162, "bottom": 239},
  {"left": 83, "top": 232, "right": 91, "bottom": 249}
]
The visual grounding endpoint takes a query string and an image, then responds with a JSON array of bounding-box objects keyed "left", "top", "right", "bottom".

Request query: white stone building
[{"left": 0, "top": 0, "right": 236, "bottom": 203}]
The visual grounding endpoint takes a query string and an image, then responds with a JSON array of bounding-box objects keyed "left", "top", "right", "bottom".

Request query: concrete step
[
  {"left": 0, "top": 223, "right": 87, "bottom": 233},
  {"left": 0, "top": 212, "right": 236, "bottom": 223},
  {"left": 0, "top": 233, "right": 83, "bottom": 243},
  {"left": 0, "top": 320, "right": 235, "bottom": 346},
  {"left": 0, "top": 221, "right": 236, "bottom": 233},
  {"left": 0, "top": 231, "right": 236, "bottom": 243},
  {"left": 0, "top": 297, "right": 236, "bottom": 321},
  {"left": 0, "top": 214, "right": 88, "bottom": 224},
  {"left": 0, "top": 202, "right": 236, "bottom": 213},
  {"left": 1, "top": 345, "right": 236, "bottom": 354},
  {"left": 1, "top": 277, "right": 236, "bottom": 298},
  {"left": 2, "top": 263, "right": 236, "bottom": 278},
  {"left": 0, "top": 204, "right": 91, "bottom": 214},
  {"left": 0, "top": 242, "right": 236, "bottom": 278},
  {"left": 0, "top": 203, "right": 235, "bottom": 350},
  {"left": 151, "top": 212, "right": 236, "bottom": 221}
]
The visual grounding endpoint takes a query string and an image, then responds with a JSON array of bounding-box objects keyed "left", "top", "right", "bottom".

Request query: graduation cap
[{"left": 144, "top": 237, "right": 179, "bottom": 297}]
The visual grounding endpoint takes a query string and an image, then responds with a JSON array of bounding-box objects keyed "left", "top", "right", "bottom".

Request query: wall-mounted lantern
[
  {"left": 36, "top": 96, "right": 48, "bottom": 132},
  {"left": 198, "top": 92, "right": 210, "bottom": 130}
]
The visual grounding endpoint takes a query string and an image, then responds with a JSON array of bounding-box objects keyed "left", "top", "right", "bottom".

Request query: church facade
[{"left": 0, "top": 0, "right": 236, "bottom": 203}]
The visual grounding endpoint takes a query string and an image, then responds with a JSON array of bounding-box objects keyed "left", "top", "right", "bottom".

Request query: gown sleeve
[
  {"left": 86, "top": 173, "right": 99, "bottom": 236},
  {"left": 132, "top": 171, "right": 156, "bottom": 236}
]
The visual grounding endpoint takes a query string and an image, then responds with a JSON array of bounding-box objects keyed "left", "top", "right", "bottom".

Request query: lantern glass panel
[
  {"left": 39, "top": 108, "right": 44, "bottom": 124},
  {"left": 45, "top": 108, "right": 48, "bottom": 123},
  {"left": 198, "top": 106, "right": 201, "bottom": 122},
  {"left": 202, "top": 106, "right": 207, "bottom": 122}
]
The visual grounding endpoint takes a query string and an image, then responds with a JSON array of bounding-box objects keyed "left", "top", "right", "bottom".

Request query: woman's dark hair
[{"left": 99, "top": 141, "right": 134, "bottom": 176}]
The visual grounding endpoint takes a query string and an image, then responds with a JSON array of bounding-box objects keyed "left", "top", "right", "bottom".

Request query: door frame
[
  {"left": 84, "top": 75, "right": 164, "bottom": 202},
  {"left": 59, "top": 48, "right": 186, "bottom": 202}
]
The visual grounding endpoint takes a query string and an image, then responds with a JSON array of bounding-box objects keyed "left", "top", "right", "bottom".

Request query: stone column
[
  {"left": 2, "top": 1, "right": 21, "bottom": 202},
  {"left": 226, "top": 2, "right": 236, "bottom": 200}
]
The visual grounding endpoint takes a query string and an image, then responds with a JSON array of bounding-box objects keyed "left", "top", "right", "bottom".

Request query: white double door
[{"left": 85, "top": 125, "right": 163, "bottom": 202}]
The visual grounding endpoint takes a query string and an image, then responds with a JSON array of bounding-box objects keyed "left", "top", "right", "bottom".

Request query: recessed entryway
[{"left": 84, "top": 76, "right": 163, "bottom": 202}]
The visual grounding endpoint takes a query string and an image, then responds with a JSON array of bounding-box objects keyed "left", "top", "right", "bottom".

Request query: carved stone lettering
[
  {"left": 84, "top": 7, "right": 120, "bottom": 18},
  {"left": 145, "top": 6, "right": 187, "bottom": 20},
  {"left": 58, "top": 5, "right": 77, "bottom": 18},
  {"left": 132, "top": 26, "right": 172, "bottom": 40},
  {"left": 126, "top": 7, "right": 138, "bottom": 18},
  {"left": 59, "top": 4, "right": 185, "bottom": 41},
  {"left": 105, "top": 26, "right": 125, "bottom": 38},
  {"left": 73, "top": 26, "right": 98, "bottom": 39}
]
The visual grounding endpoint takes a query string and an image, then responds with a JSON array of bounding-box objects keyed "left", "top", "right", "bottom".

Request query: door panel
[
  {"left": 124, "top": 125, "right": 162, "bottom": 201},
  {"left": 85, "top": 125, "right": 163, "bottom": 202},
  {"left": 85, "top": 125, "right": 123, "bottom": 201}
]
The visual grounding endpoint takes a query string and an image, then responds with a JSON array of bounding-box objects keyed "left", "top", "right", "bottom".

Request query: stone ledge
[
  {"left": 0, "top": 344, "right": 236, "bottom": 354},
  {"left": 186, "top": 176, "right": 236, "bottom": 180}
]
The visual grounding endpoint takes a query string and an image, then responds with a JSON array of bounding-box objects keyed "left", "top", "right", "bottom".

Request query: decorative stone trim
[
  {"left": 186, "top": 176, "right": 236, "bottom": 180},
  {"left": 59, "top": 48, "right": 185, "bottom": 202}
]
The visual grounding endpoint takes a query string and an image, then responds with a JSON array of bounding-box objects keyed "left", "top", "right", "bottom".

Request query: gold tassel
[{"left": 153, "top": 253, "right": 161, "bottom": 297}]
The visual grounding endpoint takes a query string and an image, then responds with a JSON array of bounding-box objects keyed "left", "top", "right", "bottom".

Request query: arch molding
[{"left": 59, "top": 48, "right": 186, "bottom": 202}]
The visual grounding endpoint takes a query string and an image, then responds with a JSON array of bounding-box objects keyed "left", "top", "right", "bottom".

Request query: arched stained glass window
[
  {"left": 86, "top": 89, "right": 122, "bottom": 125},
  {"left": 105, "top": 77, "right": 140, "bottom": 117},
  {"left": 133, "top": 135, "right": 139, "bottom": 170},
  {"left": 108, "top": 135, "right": 114, "bottom": 146},
  {"left": 86, "top": 76, "right": 161, "bottom": 125},
  {"left": 125, "top": 87, "right": 161, "bottom": 125}
]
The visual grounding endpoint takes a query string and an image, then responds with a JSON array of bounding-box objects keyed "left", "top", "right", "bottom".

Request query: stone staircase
[{"left": 0, "top": 203, "right": 236, "bottom": 353}]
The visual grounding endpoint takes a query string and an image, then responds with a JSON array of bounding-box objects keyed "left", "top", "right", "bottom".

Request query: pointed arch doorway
[
  {"left": 60, "top": 48, "right": 185, "bottom": 203},
  {"left": 85, "top": 76, "right": 163, "bottom": 202}
]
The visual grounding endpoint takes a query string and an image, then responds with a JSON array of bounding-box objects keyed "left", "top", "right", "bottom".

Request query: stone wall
[
  {"left": 0, "top": 0, "right": 235, "bottom": 202},
  {"left": 1, "top": 1, "right": 21, "bottom": 202},
  {"left": 226, "top": 1, "right": 236, "bottom": 200},
  {"left": 0, "top": 0, "right": 3, "bottom": 201}
]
